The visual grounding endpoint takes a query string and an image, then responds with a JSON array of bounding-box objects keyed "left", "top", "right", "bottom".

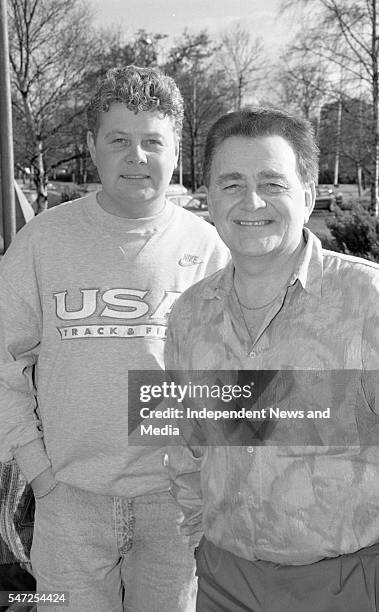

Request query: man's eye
[
  {"left": 145, "top": 139, "right": 163, "bottom": 146},
  {"left": 112, "top": 138, "right": 127, "bottom": 144},
  {"left": 263, "top": 183, "right": 287, "bottom": 192},
  {"left": 223, "top": 184, "right": 240, "bottom": 191}
]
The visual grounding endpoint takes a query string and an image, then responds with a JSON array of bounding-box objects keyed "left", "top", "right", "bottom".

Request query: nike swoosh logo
[{"left": 178, "top": 257, "right": 203, "bottom": 267}]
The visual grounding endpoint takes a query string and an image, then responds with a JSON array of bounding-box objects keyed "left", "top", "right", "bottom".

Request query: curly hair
[
  {"left": 203, "top": 107, "right": 319, "bottom": 187},
  {"left": 87, "top": 65, "right": 184, "bottom": 137}
]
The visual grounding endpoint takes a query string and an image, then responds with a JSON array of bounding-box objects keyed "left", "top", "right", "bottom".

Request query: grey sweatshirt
[{"left": 0, "top": 193, "right": 229, "bottom": 496}]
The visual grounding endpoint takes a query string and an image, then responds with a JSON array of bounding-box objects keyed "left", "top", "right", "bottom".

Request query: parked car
[
  {"left": 53, "top": 168, "right": 73, "bottom": 182},
  {"left": 166, "top": 193, "right": 211, "bottom": 220},
  {"left": 190, "top": 189, "right": 208, "bottom": 209},
  {"left": 166, "top": 194, "right": 194, "bottom": 207},
  {"left": 183, "top": 195, "right": 211, "bottom": 223},
  {"left": 314, "top": 186, "right": 343, "bottom": 211}
]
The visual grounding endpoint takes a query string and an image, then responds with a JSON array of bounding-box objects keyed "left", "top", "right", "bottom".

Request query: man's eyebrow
[
  {"left": 104, "top": 130, "right": 166, "bottom": 139},
  {"left": 142, "top": 132, "right": 166, "bottom": 138},
  {"left": 215, "top": 172, "right": 245, "bottom": 185},
  {"left": 258, "top": 170, "right": 288, "bottom": 181},
  {"left": 104, "top": 130, "right": 129, "bottom": 138}
]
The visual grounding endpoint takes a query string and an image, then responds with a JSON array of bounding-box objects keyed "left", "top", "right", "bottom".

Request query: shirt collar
[
  {"left": 201, "top": 227, "right": 323, "bottom": 301},
  {"left": 290, "top": 228, "right": 323, "bottom": 296}
]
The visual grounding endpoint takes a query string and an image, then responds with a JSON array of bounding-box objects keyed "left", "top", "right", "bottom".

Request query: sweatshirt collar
[{"left": 82, "top": 191, "right": 176, "bottom": 235}]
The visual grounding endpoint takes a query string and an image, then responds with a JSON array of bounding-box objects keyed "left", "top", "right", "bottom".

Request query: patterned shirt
[{"left": 165, "top": 229, "right": 379, "bottom": 565}]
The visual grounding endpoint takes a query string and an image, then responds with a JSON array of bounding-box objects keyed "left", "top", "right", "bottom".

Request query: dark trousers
[
  {"left": 0, "top": 563, "right": 36, "bottom": 611},
  {"left": 196, "top": 537, "right": 379, "bottom": 612}
]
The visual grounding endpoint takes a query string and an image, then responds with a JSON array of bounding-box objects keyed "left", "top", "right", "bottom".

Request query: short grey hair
[{"left": 203, "top": 106, "right": 319, "bottom": 186}]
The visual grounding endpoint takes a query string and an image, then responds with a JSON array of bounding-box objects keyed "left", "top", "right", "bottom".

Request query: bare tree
[
  {"left": 87, "top": 28, "right": 168, "bottom": 81},
  {"left": 318, "top": 96, "right": 372, "bottom": 192},
  {"left": 218, "top": 24, "right": 267, "bottom": 110},
  {"left": 9, "top": 0, "right": 99, "bottom": 213},
  {"left": 281, "top": 0, "right": 379, "bottom": 215},
  {"left": 274, "top": 45, "right": 331, "bottom": 120},
  {"left": 166, "top": 30, "right": 230, "bottom": 190}
]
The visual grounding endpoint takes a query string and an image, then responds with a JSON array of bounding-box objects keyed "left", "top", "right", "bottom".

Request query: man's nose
[
  {"left": 243, "top": 189, "right": 266, "bottom": 210},
  {"left": 125, "top": 143, "right": 147, "bottom": 164}
]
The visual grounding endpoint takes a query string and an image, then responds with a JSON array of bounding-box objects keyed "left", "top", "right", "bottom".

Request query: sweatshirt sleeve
[
  {"left": 0, "top": 227, "right": 51, "bottom": 482},
  {"left": 204, "top": 229, "right": 230, "bottom": 277}
]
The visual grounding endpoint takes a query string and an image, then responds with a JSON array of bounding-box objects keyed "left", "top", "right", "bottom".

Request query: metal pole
[{"left": 0, "top": 0, "right": 16, "bottom": 251}]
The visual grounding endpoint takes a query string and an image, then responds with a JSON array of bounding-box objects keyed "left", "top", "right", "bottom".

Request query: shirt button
[
  {"left": 247, "top": 446, "right": 254, "bottom": 454},
  {"left": 163, "top": 453, "right": 169, "bottom": 467},
  {"left": 249, "top": 350, "right": 256, "bottom": 358}
]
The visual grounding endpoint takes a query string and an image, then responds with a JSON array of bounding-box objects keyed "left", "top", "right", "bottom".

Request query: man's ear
[
  {"left": 205, "top": 186, "right": 214, "bottom": 222},
  {"left": 87, "top": 131, "right": 97, "bottom": 166},
  {"left": 304, "top": 181, "right": 316, "bottom": 224}
]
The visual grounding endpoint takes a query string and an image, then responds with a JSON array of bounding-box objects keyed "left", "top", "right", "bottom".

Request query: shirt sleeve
[
  {"left": 164, "top": 445, "right": 204, "bottom": 546},
  {"left": 164, "top": 300, "right": 204, "bottom": 543},
  {"left": 0, "top": 231, "right": 51, "bottom": 482}
]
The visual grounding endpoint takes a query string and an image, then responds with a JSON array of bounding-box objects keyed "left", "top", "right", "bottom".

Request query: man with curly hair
[{"left": 0, "top": 66, "right": 229, "bottom": 611}]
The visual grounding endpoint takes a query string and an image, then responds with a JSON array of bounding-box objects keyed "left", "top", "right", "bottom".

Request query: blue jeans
[{"left": 30, "top": 483, "right": 196, "bottom": 611}]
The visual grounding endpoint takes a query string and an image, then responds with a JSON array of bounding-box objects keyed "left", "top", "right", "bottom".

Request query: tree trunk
[
  {"left": 237, "top": 75, "right": 243, "bottom": 110},
  {"left": 333, "top": 98, "right": 342, "bottom": 187},
  {"left": 191, "top": 76, "right": 198, "bottom": 191},
  {"left": 21, "top": 94, "right": 48, "bottom": 213},
  {"left": 190, "top": 132, "right": 197, "bottom": 192},
  {"left": 371, "top": 0, "right": 379, "bottom": 216},
  {"left": 75, "top": 145, "right": 85, "bottom": 185},
  {"left": 356, "top": 163, "right": 362, "bottom": 198},
  {"left": 33, "top": 137, "right": 48, "bottom": 214}
]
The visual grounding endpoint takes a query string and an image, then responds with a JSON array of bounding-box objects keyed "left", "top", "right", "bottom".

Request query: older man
[
  {"left": 165, "top": 107, "right": 379, "bottom": 611},
  {"left": 0, "top": 66, "right": 229, "bottom": 611}
]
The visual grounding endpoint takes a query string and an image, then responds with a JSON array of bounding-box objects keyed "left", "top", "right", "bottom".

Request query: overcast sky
[{"left": 89, "top": 0, "right": 294, "bottom": 53}]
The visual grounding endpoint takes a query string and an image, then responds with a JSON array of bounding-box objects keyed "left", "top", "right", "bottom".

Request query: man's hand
[{"left": 30, "top": 466, "right": 58, "bottom": 499}]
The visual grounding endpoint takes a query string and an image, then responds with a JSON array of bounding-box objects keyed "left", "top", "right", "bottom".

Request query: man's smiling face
[
  {"left": 207, "top": 135, "right": 315, "bottom": 261},
  {"left": 87, "top": 103, "right": 179, "bottom": 218}
]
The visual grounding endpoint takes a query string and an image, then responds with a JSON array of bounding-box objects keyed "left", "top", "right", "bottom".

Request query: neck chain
[{"left": 234, "top": 288, "right": 282, "bottom": 311}]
